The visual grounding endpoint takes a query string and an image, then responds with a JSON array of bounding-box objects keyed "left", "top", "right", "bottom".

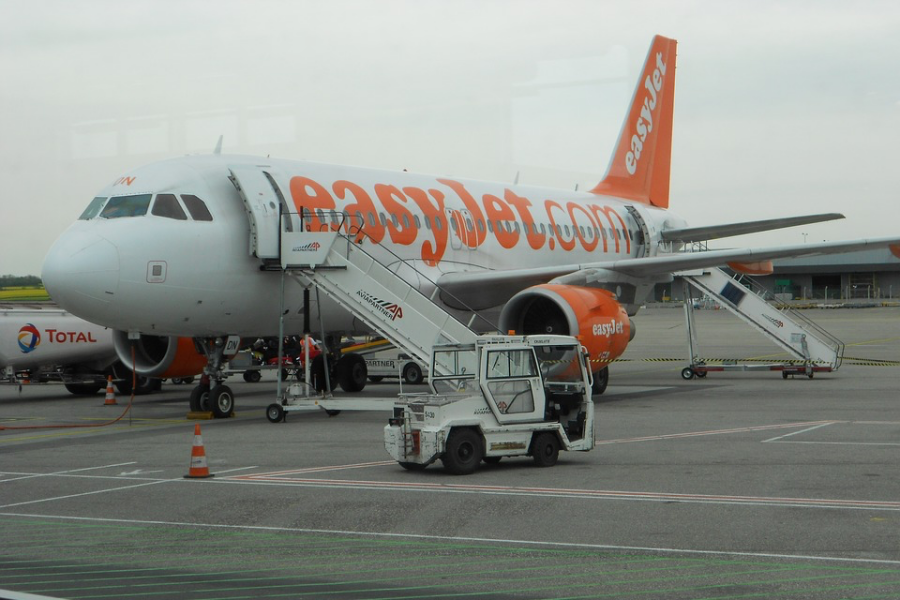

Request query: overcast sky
[{"left": 2, "top": 0, "right": 898, "bottom": 277}]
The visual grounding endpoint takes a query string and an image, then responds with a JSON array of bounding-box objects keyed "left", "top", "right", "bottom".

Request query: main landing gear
[{"left": 189, "top": 337, "right": 237, "bottom": 418}]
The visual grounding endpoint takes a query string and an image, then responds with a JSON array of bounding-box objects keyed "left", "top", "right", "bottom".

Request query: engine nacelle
[
  {"left": 499, "top": 284, "right": 634, "bottom": 368},
  {"left": 112, "top": 332, "right": 208, "bottom": 378}
]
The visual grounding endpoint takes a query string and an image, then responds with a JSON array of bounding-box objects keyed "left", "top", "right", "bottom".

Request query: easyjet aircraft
[{"left": 42, "top": 36, "right": 900, "bottom": 416}]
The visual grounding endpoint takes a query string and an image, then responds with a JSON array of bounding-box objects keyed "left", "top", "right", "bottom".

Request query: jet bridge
[{"left": 678, "top": 267, "right": 844, "bottom": 379}]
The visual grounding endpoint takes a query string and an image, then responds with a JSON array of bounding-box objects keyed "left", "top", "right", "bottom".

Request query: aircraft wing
[{"left": 437, "top": 236, "right": 900, "bottom": 310}]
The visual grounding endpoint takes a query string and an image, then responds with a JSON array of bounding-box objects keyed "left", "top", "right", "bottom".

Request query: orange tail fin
[{"left": 591, "top": 35, "right": 677, "bottom": 209}]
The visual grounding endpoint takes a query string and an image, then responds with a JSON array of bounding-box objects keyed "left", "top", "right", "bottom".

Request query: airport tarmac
[{"left": 2, "top": 305, "right": 900, "bottom": 599}]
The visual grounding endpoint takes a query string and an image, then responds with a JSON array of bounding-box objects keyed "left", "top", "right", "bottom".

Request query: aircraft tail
[{"left": 591, "top": 35, "right": 677, "bottom": 209}]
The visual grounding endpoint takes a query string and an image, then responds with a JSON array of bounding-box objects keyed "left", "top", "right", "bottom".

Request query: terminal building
[{"left": 655, "top": 249, "right": 900, "bottom": 303}]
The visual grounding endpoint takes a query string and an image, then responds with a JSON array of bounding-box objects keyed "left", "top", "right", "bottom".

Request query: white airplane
[{"left": 41, "top": 35, "right": 900, "bottom": 416}]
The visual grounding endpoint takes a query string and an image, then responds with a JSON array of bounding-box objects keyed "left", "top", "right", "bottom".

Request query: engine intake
[
  {"left": 112, "top": 332, "right": 207, "bottom": 378},
  {"left": 499, "top": 284, "right": 634, "bottom": 367}
]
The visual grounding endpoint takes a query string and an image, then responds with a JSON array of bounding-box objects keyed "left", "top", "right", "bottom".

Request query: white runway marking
[
  {"left": 598, "top": 420, "right": 837, "bottom": 444},
  {"left": 223, "top": 470, "right": 900, "bottom": 511},
  {"left": 3, "top": 511, "right": 899, "bottom": 567}
]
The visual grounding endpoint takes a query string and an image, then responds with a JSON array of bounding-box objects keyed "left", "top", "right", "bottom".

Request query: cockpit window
[
  {"left": 151, "top": 194, "right": 187, "bottom": 220},
  {"left": 99, "top": 194, "right": 152, "bottom": 219},
  {"left": 181, "top": 194, "right": 213, "bottom": 221},
  {"left": 79, "top": 196, "right": 107, "bottom": 220}
]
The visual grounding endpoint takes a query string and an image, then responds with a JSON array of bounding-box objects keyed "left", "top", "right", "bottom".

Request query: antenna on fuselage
[
  {"left": 213, "top": 135, "right": 223, "bottom": 155},
  {"left": 514, "top": 171, "right": 520, "bottom": 185}
]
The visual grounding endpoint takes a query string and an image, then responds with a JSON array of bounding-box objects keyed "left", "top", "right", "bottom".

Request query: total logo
[
  {"left": 356, "top": 290, "right": 403, "bottom": 321},
  {"left": 291, "top": 241, "right": 321, "bottom": 252},
  {"left": 18, "top": 323, "right": 40, "bottom": 354},
  {"left": 17, "top": 324, "right": 99, "bottom": 353},
  {"left": 592, "top": 320, "right": 624, "bottom": 338}
]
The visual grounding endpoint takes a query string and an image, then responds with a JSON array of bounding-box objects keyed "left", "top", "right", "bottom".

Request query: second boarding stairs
[{"left": 678, "top": 267, "right": 844, "bottom": 379}]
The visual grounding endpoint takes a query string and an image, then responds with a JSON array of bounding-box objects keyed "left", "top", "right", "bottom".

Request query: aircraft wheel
[
  {"left": 681, "top": 367, "right": 695, "bottom": 380},
  {"left": 531, "top": 432, "right": 560, "bottom": 467},
  {"left": 210, "top": 384, "right": 234, "bottom": 418},
  {"left": 64, "top": 382, "right": 103, "bottom": 395},
  {"left": 398, "top": 461, "right": 427, "bottom": 471},
  {"left": 190, "top": 384, "right": 210, "bottom": 412},
  {"left": 696, "top": 371, "right": 707, "bottom": 378},
  {"left": 243, "top": 370, "right": 261, "bottom": 383},
  {"left": 266, "top": 403, "right": 285, "bottom": 423},
  {"left": 441, "top": 428, "right": 483, "bottom": 475},
  {"left": 403, "top": 362, "right": 423, "bottom": 385},
  {"left": 591, "top": 366, "right": 609, "bottom": 395},
  {"left": 337, "top": 354, "right": 367, "bottom": 392}
]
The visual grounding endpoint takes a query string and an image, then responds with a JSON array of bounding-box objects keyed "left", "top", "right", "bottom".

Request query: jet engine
[
  {"left": 112, "top": 331, "right": 208, "bottom": 378},
  {"left": 498, "top": 284, "right": 635, "bottom": 367}
]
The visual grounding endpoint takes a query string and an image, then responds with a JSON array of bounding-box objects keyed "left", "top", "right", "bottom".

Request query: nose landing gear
[{"left": 189, "top": 336, "right": 239, "bottom": 418}]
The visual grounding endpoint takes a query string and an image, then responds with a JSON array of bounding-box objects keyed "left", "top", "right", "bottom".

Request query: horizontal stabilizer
[{"left": 661, "top": 213, "right": 844, "bottom": 243}]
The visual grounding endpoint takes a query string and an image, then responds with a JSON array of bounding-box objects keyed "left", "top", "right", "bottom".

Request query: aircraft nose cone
[{"left": 42, "top": 230, "right": 120, "bottom": 320}]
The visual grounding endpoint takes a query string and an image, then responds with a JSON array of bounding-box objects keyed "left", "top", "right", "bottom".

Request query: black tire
[
  {"left": 266, "top": 403, "right": 285, "bottom": 423},
  {"left": 110, "top": 363, "right": 134, "bottom": 395},
  {"left": 807, "top": 371, "right": 814, "bottom": 379},
  {"left": 696, "top": 371, "right": 707, "bottom": 378},
  {"left": 148, "top": 378, "right": 163, "bottom": 393},
  {"left": 190, "top": 384, "right": 210, "bottom": 412},
  {"left": 399, "top": 461, "right": 427, "bottom": 471},
  {"left": 181, "top": 377, "right": 195, "bottom": 385},
  {"left": 681, "top": 367, "right": 695, "bottom": 380},
  {"left": 244, "top": 370, "right": 261, "bottom": 383},
  {"left": 782, "top": 371, "right": 789, "bottom": 379},
  {"left": 324, "top": 409, "right": 341, "bottom": 417},
  {"left": 591, "top": 366, "right": 609, "bottom": 395},
  {"left": 402, "top": 362, "right": 424, "bottom": 385},
  {"left": 531, "top": 432, "right": 560, "bottom": 467},
  {"left": 172, "top": 378, "right": 184, "bottom": 385},
  {"left": 65, "top": 382, "right": 103, "bottom": 395},
  {"left": 209, "top": 384, "right": 234, "bottom": 419},
  {"left": 368, "top": 376, "right": 384, "bottom": 383},
  {"left": 134, "top": 376, "right": 155, "bottom": 396},
  {"left": 441, "top": 428, "right": 483, "bottom": 475},
  {"left": 279, "top": 368, "right": 290, "bottom": 382},
  {"left": 483, "top": 456, "right": 502, "bottom": 465},
  {"left": 337, "top": 353, "right": 367, "bottom": 392}
]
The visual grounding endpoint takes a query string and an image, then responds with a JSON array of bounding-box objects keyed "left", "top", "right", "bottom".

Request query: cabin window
[
  {"left": 100, "top": 194, "right": 152, "bottom": 219},
  {"left": 449, "top": 217, "right": 458, "bottom": 232},
  {"left": 477, "top": 219, "right": 485, "bottom": 233},
  {"left": 487, "top": 220, "right": 494, "bottom": 233},
  {"left": 391, "top": 214, "right": 399, "bottom": 228},
  {"left": 434, "top": 215, "right": 444, "bottom": 231},
  {"left": 79, "top": 196, "right": 107, "bottom": 220},
  {"left": 413, "top": 215, "right": 420, "bottom": 229},
  {"left": 423, "top": 215, "right": 431, "bottom": 230},
  {"left": 379, "top": 213, "right": 387, "bottom": 227},
  {"left": 523, "top": 222, "right": 530, "bottom": 234},
  {"left": 514, "top": 222, "right": 520, "bottom": 233},
  {"left": 151, "top": 194, "right": 187, "bottom": 220},
  {"left": 368, "top": 213, "right": 377, "bottom": 227},
  {"left": 564, "top": 225, "right": 570, "bottom": 237},
  {"left": 181, "top": 195, "right": 213, "bottom": 221},
  {"left": 539, "top": 223, "right": 546, "bottom": 235}
]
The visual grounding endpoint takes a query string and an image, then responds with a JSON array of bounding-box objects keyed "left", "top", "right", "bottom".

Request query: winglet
[
  {"left": 591, "top": 35, "right": 677, "bottom": 209},
  {"left": 213, "top": 135, "right": 223, "bottom": 155}
]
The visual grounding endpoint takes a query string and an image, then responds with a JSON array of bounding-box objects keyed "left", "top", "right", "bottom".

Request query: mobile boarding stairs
[{"left": 677, "top": 267, "right": 844, "bottom": 380}]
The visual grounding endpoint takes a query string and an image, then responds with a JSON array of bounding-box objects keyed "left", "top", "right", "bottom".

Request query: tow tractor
[{"left": 384, "top": 334, "right": 594, "bottom": 474}]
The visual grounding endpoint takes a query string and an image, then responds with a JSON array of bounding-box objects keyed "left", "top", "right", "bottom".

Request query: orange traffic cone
[
  {"left": 184, "top": 423, "right": 214, "bottom": 479},
  {"left": 103, "top": 376, "right": 117, "bottom": 405}
]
